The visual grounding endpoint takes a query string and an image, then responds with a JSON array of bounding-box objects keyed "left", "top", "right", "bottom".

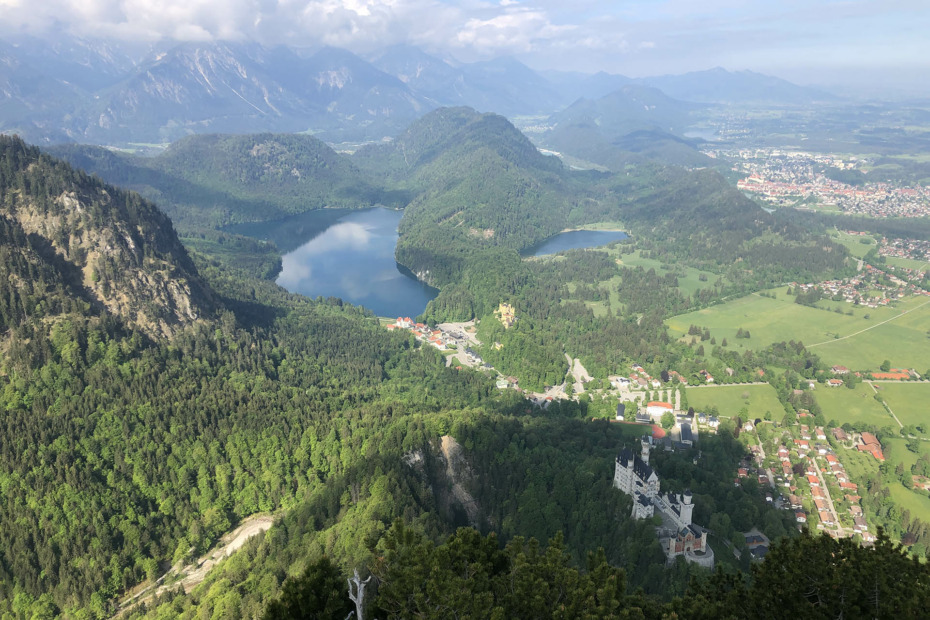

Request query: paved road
[{"left": 810, "top": 455, "right": 847, "bottom": 538}]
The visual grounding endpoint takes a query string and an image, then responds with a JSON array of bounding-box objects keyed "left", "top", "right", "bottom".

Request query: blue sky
[{"left": 0, "top": 0, "right": 927, "bottom": 92}]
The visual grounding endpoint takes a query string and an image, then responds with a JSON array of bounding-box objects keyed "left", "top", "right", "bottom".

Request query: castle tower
[
  {"left": 679, "top": 490, "right": 694, "bottom": 526},
  {"left": 640, "top": 435, "right": 652, "bottom": 465}
]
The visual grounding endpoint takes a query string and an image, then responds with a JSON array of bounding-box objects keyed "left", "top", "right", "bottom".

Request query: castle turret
[
  {"left": 640, "top": 435, "right": 652, "bottom": 465},
  {"left": 679, "top": 490, "right": 694, "bottom": 526}
]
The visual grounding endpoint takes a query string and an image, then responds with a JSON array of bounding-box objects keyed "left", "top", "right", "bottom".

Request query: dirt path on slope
[{"left": 114, "top": 514, "right": 275, "bottom": 617}]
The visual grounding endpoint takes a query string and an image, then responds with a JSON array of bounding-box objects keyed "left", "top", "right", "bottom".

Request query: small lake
[
  {"left": 231, "top": 208, "right": 438, "bottom": 318},
  {"left": 525, "top": 230, "right": 629, "bottom": 257},
  {"left": 231, "top": 211, "right": 628, "bottom": 317}
]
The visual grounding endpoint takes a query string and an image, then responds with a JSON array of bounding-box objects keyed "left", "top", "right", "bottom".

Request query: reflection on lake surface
[
  {"left": 526, "top": 230, "right": 629, "bottom": 257},
  {"left": 231, "top": 210, "right": 628, "bottom": 317},
  {"left": 234, "top": 208, "right": 438, "bottom": 318}
]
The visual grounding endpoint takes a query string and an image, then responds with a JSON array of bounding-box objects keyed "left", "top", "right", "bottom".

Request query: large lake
[
  {"left": 526, "top": 230, "right": 628, "bottom": 257},
  {"left": 231, "top": 208, "right": 438, "bottom": 318},
  {"left": 231, "top": 209, "right": 627, "bottom": 317}
]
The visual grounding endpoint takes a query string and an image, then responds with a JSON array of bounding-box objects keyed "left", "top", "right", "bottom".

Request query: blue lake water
[
  {"left": 526, "top": 230, "right": 629, "bottom": 257},
  {"left": 232, "top": 207, "right": 438, "bottom": 318},
  {"left": 231, "top": 210, "right": 628, "bottom": 317}
]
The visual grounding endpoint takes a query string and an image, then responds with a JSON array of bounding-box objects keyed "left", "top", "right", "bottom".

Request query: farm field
[
  {"left": 667, "top": 289, "right": 930, "bottom": 371},
  {"left": 873, "top": 382, "right": 930, "bottom": 435},
  {"left": 685, "top": 384, "right": 783, "bottom": 420},
  {"left": 814, "top": 383, "right": 895, "bottom": 429}
]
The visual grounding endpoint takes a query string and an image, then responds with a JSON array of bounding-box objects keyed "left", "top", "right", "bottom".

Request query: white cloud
[{"left": 0, "top": 0, "right": 925, "bottom": 82}]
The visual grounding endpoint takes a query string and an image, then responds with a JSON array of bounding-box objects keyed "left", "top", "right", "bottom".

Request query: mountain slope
[
  {"left": 373, "top": 48, "right": 567, "bottom": 115},
  {"left": 543, "top": 85, "right": 711, "bottom": 168},
  {"left": 639, "top": 67, "right": 837, "bottom": 104},
  {"left": 50, "top": 133, "right": 390, "bottom": 229},
  {"left": 355, "top": 107, "right": 577, "bottom": 284},
  {"left": 0, "top": 135, "right": 214, "bottom": 336}
]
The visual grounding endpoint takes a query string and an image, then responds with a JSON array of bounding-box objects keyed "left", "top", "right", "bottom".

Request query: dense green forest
[
  {"left": 1, "top": 115, "right": 903, "bottom": 619},
  {"left": 48, "top": 133, "right": 394, "bottom": 231},
  {"left": 255, "top": 523, "right": 929, "bottom": 619}
]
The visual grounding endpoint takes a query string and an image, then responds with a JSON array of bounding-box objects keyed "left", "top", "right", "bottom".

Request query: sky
[{"left": 0, "top": 0, "right": 928, "bottom": 92}]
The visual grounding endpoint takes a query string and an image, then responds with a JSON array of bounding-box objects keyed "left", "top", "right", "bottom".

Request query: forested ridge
[
  {"left": 1, "top": 122, "right": 907, "bottom": 619},
  {"left": 48, "top": 133, "right": 393, "bottom": 231}
]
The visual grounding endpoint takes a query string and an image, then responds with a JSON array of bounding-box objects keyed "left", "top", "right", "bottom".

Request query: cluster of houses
[
  {"left": 825, "top": 365, "right": 919, "bottom": 385},
  {"left": 740, "top": 420, "right": 876, "bottom": 542},
  {"left": 613, "top": 436, "right": 715, "bottom": 568},
  {"left": 630, "top": 401, "right": 702, "bottom": 445},
  {"left": 386, "top": 317, "right": 459, "bottom": 350},
  {"left": 790, "top": 260, "right": 930, "bottom": 312},
  {"left": 833, "top": 428, "right": 885, "bottom": 461},
  {"left": 610, "top": 364, "right": 693, "bottom": 392},
  {"left": 731, "top": 149, "right": 930, "bottom": 218},
  {"left": 879, "top": 237, "right": 930, "bottom": 263}
]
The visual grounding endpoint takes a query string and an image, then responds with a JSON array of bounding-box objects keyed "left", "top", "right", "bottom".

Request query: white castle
[{"left": 613, "top": 436, "right": 714, "bottom": 568}]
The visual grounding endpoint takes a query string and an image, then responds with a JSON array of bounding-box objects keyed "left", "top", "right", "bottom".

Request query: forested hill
[
  {"left": 358, "top": 107, "right": 850, "bottom": 313},
  {"left": 48, "top": 133, "right": 390, "bottom": 230},
  {"left": 0, "top": 135, "right": 214, "bottom": 337},
  {"left": 354, "top": 107, "right": 588, "bottom": 286}
]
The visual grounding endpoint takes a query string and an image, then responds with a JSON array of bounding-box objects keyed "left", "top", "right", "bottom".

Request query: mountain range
[{"left": 0, "top": 34, "right": 836, "bottom": 147}]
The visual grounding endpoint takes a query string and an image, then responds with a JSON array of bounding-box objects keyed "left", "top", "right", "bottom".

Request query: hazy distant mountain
[
  {"left": 0, "top": 42, "right": 86, "bottom": 139},
  {"left": 544, "top": 70, "right": 633, "bottom": 101},
  {"left": 550, "top": 84, "right": 699, "bottom": 136},
  {"left": 543, "top": 85, "right": 710, "bottom": 168},
  {"left": 75, "top": 41, "right": 316, "bottom": 143},
  {"left": 460, "top": 57, "right": 566, "bottom": 115},
  {"left": 638, "top": 67, "right": 837, "bottom": 104},
  {"left": 0, "top": 34, "right": 838, "bottom": 146},
  {"left": 2, "top": 33, "right": 141, "bottom": 91},
  {"left": 373, "top": 47, "right": 566, "bottom": 115},
  {"left": 371, "top": 45, "right": 462, "bottom": 102},
  {"left": 287, "top": 46, "right": 431, "bottom": 133}
]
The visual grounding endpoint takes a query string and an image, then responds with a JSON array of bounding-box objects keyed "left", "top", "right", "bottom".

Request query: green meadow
[
  {"left": 685, "top": 384, "right": 784, "bottom": 419},
  {"left": 842, "top": 445, "right": 930, "bottom": 523},
  {"left": 814, "top": 383, "right": 895, "bottom": 429},
  {"left": 873, "top": 383, "right": 930, "bottom": 434},
  {"left": 667, "top": 289, "right": 930, "bottom": 371}
]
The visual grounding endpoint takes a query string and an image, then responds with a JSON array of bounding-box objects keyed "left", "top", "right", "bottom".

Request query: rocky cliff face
[
  {"left": 404, "top": 434, "right": 483, "bottom": 529},
  {"left": 0, "top": 135, "right": 214, "bottom": 337}
]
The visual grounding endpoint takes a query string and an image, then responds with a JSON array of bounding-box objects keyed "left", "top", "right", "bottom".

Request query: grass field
[
  {"left": 667, "top": 289, "right": 930, "bottom": 371},
  {"left": 814, "top": 383, "right": 895, "bottom": 429},
  {"left": 612, "top": 249, "right": 723, "bottom": 297},
  {"left": 873, "top": 383, "right": 930, "bottom": 434},
  {"left": 829, "top": 231, "right": 876, "bottom": 259},
  {"left": 885, "top": 256, "right": 930, "bottom": 272},
  {"left": 888, "top": 483, "right": 930, "bottom": 518},
  {"left": 685, "top": 384, "right": 784, "bottom": 419},
  {"left": 882, "top": 437, "right": 929, "bottom": 471}
]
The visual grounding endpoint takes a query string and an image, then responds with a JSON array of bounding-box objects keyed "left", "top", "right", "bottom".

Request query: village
[
  {"left": 383, "top": 298, "right": 925, "bottom": 563},
  {"left": 735, "top": 418, "right": 884, "bottom": 544},
  {"left": 706, "top": 147, "right": 930, "bottom": 218},
  {"left": 791, "top": 256, "right": 930, "bottom": 309}
]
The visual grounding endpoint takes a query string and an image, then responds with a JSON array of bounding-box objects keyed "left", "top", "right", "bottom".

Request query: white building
[{"left": 613, "top": 437, "right": 714, "bottom": 568}]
